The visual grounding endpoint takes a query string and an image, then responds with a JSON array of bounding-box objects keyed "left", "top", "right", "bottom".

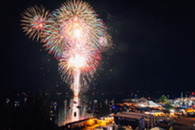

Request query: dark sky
[{"left": 2, "top": 0, "right": 195, "bottom": 96}]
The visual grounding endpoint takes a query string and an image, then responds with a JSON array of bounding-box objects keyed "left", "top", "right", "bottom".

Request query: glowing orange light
[
  {"left": 38, "top": 23, "right": 43, "bottom": 28},
  {"left": 88, "top": 119, "right": 94, "bottom": 125}
]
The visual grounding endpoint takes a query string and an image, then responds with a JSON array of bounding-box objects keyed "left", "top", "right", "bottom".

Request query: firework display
[{"left": 21, "top": 0, "right": 110, "bottom": 97}]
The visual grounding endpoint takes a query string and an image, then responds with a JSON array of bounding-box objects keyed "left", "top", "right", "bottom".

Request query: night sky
[{"left": 2, "top": 0, "right": 195, "bottom": 97}]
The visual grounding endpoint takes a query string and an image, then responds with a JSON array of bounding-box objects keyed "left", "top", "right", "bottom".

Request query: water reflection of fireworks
[{"left": 57, "top": 97, "right": 92, "bottom": 126}]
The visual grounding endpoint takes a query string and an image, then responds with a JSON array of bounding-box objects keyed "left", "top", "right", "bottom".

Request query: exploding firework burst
[
  {"left": 21, "top": 6, "right": 49, "bottom": 41},
  {"left": 58, "top": 42, "right": 101, "bottom": 86},
  {"left": 58, "top": 0, "right": 109, "bottom": 47}
]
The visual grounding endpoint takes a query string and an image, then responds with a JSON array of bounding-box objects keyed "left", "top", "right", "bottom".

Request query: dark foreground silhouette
[{"left": 1, "top": 91, "right": 57, "bottom": 130}]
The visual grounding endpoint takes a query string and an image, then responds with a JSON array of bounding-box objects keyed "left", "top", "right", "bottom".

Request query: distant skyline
[{"left": 2, "top": 0, "right": 195, "bottom": 96}]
